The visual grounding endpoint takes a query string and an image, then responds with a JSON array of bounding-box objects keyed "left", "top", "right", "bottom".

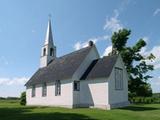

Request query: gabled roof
[
  {"left": 25, "top": 46, "right": 92, "bottom": 86},
  {"left": 80, "top": 55, "right": 118, "bottom": 80}
]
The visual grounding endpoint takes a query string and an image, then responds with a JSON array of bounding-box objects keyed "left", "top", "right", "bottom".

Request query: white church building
[{"left": 25, "top": 18, "right": 129, "bottom": 110}]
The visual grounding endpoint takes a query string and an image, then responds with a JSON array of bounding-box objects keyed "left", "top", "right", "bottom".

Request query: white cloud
[
  {"left": 140, "top": 45, "right": 160, "bottom": 69},
  {"left": 102, "top": 9, "right": 124, "bottom": 57},
  {"left": 149, "top": 76, "right": 160, "bottom": 93},
  {"left": 74, "top": 42, "right": 82, "bottom": 50},
  {"left": 102, "top": 45, "right": 112, "bottom": 56},
  {"left": 139, "top": 47, "right": 147, "bottom": 55},
  {"left": 74, "top": 40, "right": 93, "bottom": 50},
  {"left": 153, "top": 8, "right": 160, "bottom": 16},
  {"left": 0, "top": 77, "right": 28, "bottom": 86},
  {"left": 74, "top": 35, "right": 109, "bottom": 50},
  {"left": 104, "top": 9, "right": 123, "bottom": 33},
  {"left": 74, "top": 9, "right": 123, "bottom": 56},
  {"left": 74, "top": 9, "right": 124, "bottom": 56}
]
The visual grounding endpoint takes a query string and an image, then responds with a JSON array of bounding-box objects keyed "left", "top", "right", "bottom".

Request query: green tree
[
  {"left": 110, "top": 29, "right": 155, "bottom": 97},
  {"left": 20, "top": 91, "right": 26, "bottom": 105}
]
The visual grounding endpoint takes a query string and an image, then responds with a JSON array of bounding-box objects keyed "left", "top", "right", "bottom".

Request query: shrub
[
  {"left": 20, "top": 91, "right": 26, "bottom": 105},
  {"left": 130, "top": 96, "right": 160, "bottom": 104}
]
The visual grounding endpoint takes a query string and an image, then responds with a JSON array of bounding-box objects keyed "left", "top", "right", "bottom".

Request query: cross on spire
[{"left": 48, "top": 14, "right": 52, "bottom": 20}]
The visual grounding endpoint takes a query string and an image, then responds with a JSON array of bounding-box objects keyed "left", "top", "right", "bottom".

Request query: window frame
[
  {"left": 55, "top": 80, "right": 61, "bottom": 96},
  {"left": 115, "top": 67, "right": 123, "bottom": 90},
  {"left": 42, "top": 82, "right": 47, "bottom": 97}
]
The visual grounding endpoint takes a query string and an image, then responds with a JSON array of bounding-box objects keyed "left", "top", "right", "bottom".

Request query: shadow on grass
[
  {"left": 119, "top": 105, "right": 159, "bottom": 111},
  {"left": 0, "top": 107, "right": 97, "bottom": 120}
]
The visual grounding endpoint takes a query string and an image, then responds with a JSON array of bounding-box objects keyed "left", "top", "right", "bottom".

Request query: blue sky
[{"left": 0, "top": 0, "right": 160, "bottom": 97}]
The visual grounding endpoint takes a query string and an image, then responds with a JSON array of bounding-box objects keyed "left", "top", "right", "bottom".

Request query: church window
[
  {"left": 55, "top": 80, "right": 61, "bottom": 96},
  {"left": 115, "top": 67, "right": 123, "bottom": 90},
  {"left": 32, "top": 85, "right": 36, "bottom": 97},
  {"left": 42, "top": 83, "right": 47, "bottom": 97},
  {"left": 74, "top": 81, "right": 80, "bottom": 91}
]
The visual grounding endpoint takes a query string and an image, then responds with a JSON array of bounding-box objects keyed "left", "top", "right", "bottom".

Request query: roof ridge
[
  {"left": 25, "top": 45, "right": 93, "bottom": 86},
  {"left": 57, "top": 46, "right": 92, "bottom": 59}
]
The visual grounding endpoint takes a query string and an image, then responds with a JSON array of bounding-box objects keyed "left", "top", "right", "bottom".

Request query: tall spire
[
  {"left": 40, "top": 15, "right": 56, "bottom": 68},
  {"left": 44, "top": 15, "right": 53, "bottom": 45}
]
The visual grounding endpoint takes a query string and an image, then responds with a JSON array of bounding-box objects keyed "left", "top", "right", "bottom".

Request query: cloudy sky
[{"left": 0, "top": 0, "right": 160, "bottom": 97}]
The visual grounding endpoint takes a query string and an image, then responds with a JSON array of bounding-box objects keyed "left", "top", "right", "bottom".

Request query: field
[{"left": 0, "top": 100, "right": 160, "bottom": 120}]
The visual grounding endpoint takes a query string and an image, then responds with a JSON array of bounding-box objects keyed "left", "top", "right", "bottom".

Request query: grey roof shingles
[
  {"left": 25, "top": 45, "right": 118, "bottom": 86},
  {"left": 25, "top": 46, "right": 92, "bottom": 86},
  {"left": 80, "top": 55, "right": 118, "bottom": 80}
]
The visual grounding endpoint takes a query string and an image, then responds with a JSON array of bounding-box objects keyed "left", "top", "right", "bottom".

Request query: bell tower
[{"left": 40, "top": 17, "right": 56, "bottom": 68}]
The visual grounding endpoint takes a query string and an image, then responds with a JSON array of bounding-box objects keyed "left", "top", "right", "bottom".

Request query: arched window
[
  {"left": 50, "top": 48, "right": 53, "bottom": 56},
  {"left": 43, "top": 48, "right": 46, "bottom": 56}
]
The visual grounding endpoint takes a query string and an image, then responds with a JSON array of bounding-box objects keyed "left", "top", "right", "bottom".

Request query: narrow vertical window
[
  {"left": 74, "top": 81, "right": 80, "bottom": 91},
  {"left": 43, "top": 48, "right": 46, "bottom": 56},
  {"left": 50, "top": 48, "right": 53, "bottom": 56},
  {"left": 55, "top": 80, "right": 61, "bottom": 96},
  {"left": 42, "top": 83, "right": 47, "bottom": 97},
  {"left": 32, "top": 85, "right": 36, "bottom": 97},
  {"left": 115, "top": 67, "right": 123, "bottom": 90}
]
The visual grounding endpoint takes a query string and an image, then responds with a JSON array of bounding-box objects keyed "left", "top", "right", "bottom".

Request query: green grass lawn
[{"left": 0, "top": 100, "right": 160, "bottom": 120}]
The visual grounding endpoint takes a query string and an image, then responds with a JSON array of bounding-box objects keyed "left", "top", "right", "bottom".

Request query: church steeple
[
  {"left": 40, "top": 17, "right": 56, "bottom": 68},
  {"left": 44, "top": 18, "right": 53, "bottom": 45}
]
